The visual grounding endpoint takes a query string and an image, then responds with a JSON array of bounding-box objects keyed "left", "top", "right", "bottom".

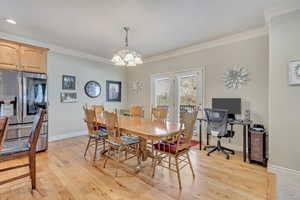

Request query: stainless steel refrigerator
[{"left": 0, "top": 70, "right": 48, "bottom": 152}]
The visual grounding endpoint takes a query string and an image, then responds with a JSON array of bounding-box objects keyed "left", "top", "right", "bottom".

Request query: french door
[{"left": 151, "top": 69, "right": 204, "bottom": 123}]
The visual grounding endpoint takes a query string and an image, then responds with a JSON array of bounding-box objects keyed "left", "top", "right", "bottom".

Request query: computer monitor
[{"left": 212, "top": 98, "right": 241, "bottom": 115}]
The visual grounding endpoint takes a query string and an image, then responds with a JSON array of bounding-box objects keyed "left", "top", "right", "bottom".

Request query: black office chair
[{"left": 203, "top": 108, "right": 235, "bottom": 159}]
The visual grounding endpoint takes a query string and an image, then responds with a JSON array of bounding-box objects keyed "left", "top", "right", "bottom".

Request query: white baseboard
[
  {"left": 49, "top": 130, "right": 88, "bottom": 142},
  {"left": 268, "top": 164, "right": 300, "bottom": 176},
  {"left": 268, "top": 164, "right": 300, "bottom": 200}
]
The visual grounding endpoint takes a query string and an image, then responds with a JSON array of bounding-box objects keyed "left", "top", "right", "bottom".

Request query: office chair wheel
[
  {"left": 207, "top": 153, "right": 210, "bottom": 156},
  {"left": 226, "top": 155, "right": 229, "bottom": 160}
]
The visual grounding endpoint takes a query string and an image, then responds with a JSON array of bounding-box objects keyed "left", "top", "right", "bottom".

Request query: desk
[{"left": 198, "top": 118, "right": 252, "bottom": 162}]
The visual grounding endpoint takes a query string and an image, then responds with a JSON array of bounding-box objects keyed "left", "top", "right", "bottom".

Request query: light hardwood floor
[{"left": 0, "top": 136, "right": 275, "bottom": 200}]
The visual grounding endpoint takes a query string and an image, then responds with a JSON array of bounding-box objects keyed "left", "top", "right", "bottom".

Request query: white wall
[
  {"left": 266, "top": 10, "right": 300, "bottom": 199},
  {"left": 126, "top": 36, "right": 269, "bottom": 149},
  {"left": 48, "top": 52, "right": 127, "bottom": 140},
  {"left": 269, "top": 10, "right": 300, "bottom": 171}
]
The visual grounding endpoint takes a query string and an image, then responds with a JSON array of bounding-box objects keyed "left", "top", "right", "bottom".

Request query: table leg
[
  {"left": 247, "top": 124, "right": 251, "bottom": 162},
  {"left": 136, "top": 137, "right": 155, "bottom": 173},
  {"left": 207, "top": 129, "right": 209, "bottom": 146},
  {"left": 243, "top": 125, "right": 246, "bottom": 162},
  {"left": 139, "top": 138, "right": 154, "bottom": 161},
  {"left": 199, "top": 120, "right": 202, "bottom": 150}
]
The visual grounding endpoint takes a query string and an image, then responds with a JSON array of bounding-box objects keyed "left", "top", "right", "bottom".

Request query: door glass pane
[
  {"left": 26, "top": 78, "right": 47, "bottom": 115},
  {"left": 179, "top": 75, "right": 197, "bottom": 109},
  {"left": 179, "top": 75, "right": 199, "bottom": 135},
  {"left": 155, "top": 78, "right": 170, "bottom": 107}
]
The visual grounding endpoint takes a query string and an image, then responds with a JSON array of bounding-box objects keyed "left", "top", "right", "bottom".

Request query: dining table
[{"left": 96, "top": 115, "right": 183, "bottom": 164}]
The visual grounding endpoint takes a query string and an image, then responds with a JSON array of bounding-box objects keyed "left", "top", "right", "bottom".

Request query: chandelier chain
[{"left": 124, "top": 27, "right": 129, "bottom": 47}]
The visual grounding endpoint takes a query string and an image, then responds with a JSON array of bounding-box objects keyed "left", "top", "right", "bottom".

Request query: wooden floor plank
[{"left": 0, "top": 136, "right": 275, "bottom": 200}]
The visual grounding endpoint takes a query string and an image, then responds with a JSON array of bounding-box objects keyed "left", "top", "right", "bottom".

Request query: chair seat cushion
[
  {"left": 98, "top": 128, "right": 108, "bottom": 136},
  {"left": 121, "top": 135, "right": 139, "bottom": 144},
  {"left": 107, "top": 135, "right": 139, "bottom": 146},
  {"left": 0, "top": 140, "right": 30, "bottom": 156},
  {"left": 90, "top": 127, "right": 108, "bottom": 138},
  {"left": 154, "top": 140, "right": 189, "bottom": 154}
]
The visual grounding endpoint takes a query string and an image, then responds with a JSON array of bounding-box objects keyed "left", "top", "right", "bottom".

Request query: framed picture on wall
[
  {"left": 106, "top": 80, "right": 122, "bottom": 102},
  {"left": 61, "top": 92, "right": 77, "bottom": 103},
  {"left": 288, "top": 60, "right": 300, "bottom": 85},
  {"left": 62, "top": 75, "right": 76, "bottom": 90}
]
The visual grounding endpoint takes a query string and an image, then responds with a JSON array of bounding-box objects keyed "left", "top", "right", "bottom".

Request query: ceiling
[{"left": 0, "top": 0, "right": 284, "bottom": 60}]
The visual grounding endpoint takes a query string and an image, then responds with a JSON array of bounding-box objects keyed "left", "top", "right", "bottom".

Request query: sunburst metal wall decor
[{"left": 223, "top": 67, "right": 249, "bottom": 89}]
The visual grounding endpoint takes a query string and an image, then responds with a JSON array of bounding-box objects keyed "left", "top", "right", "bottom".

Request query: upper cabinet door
[
  {"left": 20, "top": 46, "right": 47, "bottom": 74},
  {"left": 0, "top": 40, "right": 20, "bottom": 70}
]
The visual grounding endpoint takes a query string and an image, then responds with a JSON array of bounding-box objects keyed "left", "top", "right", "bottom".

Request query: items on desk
[{"left": 244, "top": 109, "right": 250, "bottom": 121}]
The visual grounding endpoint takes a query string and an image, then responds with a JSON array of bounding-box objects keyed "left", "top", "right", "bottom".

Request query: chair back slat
[
  {"left": 0, "top": 117, "right": 9, "bottom": 149},
  {"left": 104, "top": 111, "right": 123, "bottom": 145},
  {"left": 130, "top": 106, "right": 143, "bottom": 117},
  {"left": 29, "top": 109, "right": 46, "bottom": 153},
  {"left": 92, "top": 105, "right": 104, "bottom": 117},
  {"left": 177, "top": 110, "right": 198, "bottom": 151},
  {"left": 83, "top": 106, "right": 99, "bottom": 136},
  {"left": 151, "top": 107, "right": 168, "bottom": 121},
  {"left": 204, "top": 108, "right": 228, "bottom": 137}
]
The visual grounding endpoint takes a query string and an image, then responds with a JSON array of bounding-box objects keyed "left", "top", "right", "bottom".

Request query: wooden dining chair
[
  {"left": 129, "top": 106, "right": 144, "bottom": 117},
  {"left": 92, "top": 105, "right": 104, "bottom": 117},
  {"left": 152, "top": 110, "right": 198, "bottom": 189},
  {"left": 151, "top": 106, "right": 168, "bottom": 121},
  {"left": 148, "top": 106, "right": 169, "bottom": 156},
  {"left": 103, "top": 111, "right": 140, "bottom": 177},
  {"left": 0, "top": 117, "right": 9, "bottom": 150},
  {"left": 83, "top": 105, "right": 107, "bottom": 162},
  {"left": 0, "top": 109, "right": 45, "bottom": 190}
]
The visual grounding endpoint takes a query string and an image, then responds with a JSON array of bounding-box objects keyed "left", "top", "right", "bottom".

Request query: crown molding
[
  {"left": 264, "top": 0, "right": 300, "bottom": 24},
  {"left": 0, "top": 26, "right": 269, "bottom": 66},
  {"left": 144, "top": 27, "right": 268, "bottom": 63},
  {"left": 0, "top": 32, "right": 113, "bottom": 65}
]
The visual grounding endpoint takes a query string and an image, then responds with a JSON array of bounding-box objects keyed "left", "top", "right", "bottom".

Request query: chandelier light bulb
[
  {"left": 124, "top": 53, "right": 134, "bottom": 62},
  {"left": 134, "top": 56, "right": 143, "bottom": 64},
  {"left": 5, "top": 18, "right": 16, "bottom": 24}
]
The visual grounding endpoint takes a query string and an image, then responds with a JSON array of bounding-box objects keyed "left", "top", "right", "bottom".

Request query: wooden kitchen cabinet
[
  {"left": 20, "top": 45, "right": 47, "bottom": 73},
  {"left": 0, "top": 38, "right": 48, "bottom": 74},
  {"left": 0, "top": 40, "right": 20, "bottom": 70}
]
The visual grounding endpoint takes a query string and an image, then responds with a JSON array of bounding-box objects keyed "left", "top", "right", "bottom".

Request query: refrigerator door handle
[
  {"left": 15, "top": 95, "right": 19, "bottom": 121},
  {"left": 17, "top": 125, "right": 33, "bottom": 129},
  {"left": 8, "top": 124, "right": 33, "bottom": 130},
  {"left": 17, "top": 73, "right": 23, "bottom": 123}
]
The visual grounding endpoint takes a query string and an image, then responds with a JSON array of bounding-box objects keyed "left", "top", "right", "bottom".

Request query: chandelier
[{"left": 111, "top": 27, "right": 143, "bottom": 67}]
